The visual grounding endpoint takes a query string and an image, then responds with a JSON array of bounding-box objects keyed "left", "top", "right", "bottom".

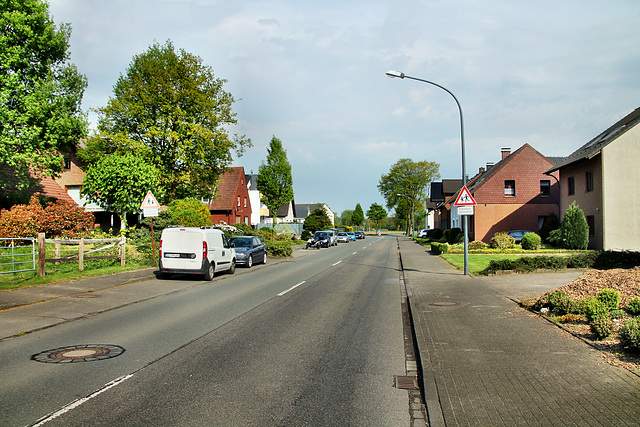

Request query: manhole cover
[
  {"left": 430, "top": 302, "right": 459, "bottom": 307},
  {"left": 31, "top": 344, "right": 125, "bottom": 363},
  {"left": 393, "top": 375, "right": 419, "bottom": 390}
]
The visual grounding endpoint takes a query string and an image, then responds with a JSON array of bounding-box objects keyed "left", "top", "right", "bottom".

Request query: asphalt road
[{"left": 0, "top": 236, "right": 411, "bottom": 426}]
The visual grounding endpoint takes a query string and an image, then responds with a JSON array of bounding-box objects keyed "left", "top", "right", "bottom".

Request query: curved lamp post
[
  {"left": 386, "top": 70, "right": 469, "bottom": 275},
  {"left": 396, "top": 193, "right": 415, "bottom": 238}
]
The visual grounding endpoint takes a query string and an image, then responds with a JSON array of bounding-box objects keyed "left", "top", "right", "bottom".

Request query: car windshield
[
  {"left": 231, "top": 238, "right": 252, "bottom": 248},
  {"left": 315, "top": 232, "right": 328, "bottom": 238}
]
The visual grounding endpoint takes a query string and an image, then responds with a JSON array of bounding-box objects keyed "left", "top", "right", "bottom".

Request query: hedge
[{"left": 478, "top": 252, "right": 599, "bottom": 275}]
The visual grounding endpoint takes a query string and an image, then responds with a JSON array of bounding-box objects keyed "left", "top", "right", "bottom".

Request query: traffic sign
[
  {"left": 454, "top": 185, "right": 476, "bottom": 206},
  {"left": 457, "top": 205, "right": 474, "bottom": 216},
  {"left": 140, "top": 190, "right": 160, "bottom": 209}
]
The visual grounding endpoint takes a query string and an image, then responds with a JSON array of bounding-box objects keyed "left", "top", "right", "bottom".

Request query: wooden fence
[{"left": 37, "top": 233, "right": 126, "bottom": 278}]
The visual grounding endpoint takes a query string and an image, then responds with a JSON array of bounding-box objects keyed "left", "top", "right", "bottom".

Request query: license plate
[{"left": 164, "top": 253, "right": 180, "bottom": 258}]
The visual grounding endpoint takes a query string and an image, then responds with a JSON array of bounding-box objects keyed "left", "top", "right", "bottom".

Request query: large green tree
[
  {"left": 0, "top": 0, "right": 88, "bottom": 205},
  {"left": 81, "top": 40, "right": 251, "bottom": 202},
  {"left": 352, "top": 203, "right": 364, "bottom": 229},
  {"left": 82, "top": 153, "right": 161, "bottom": 229},
  {"left": 303, "top": 207, "right": 332, "bottom": 233},
  {"left": 377, "top": 158, "right": 439, "bottom": 235},
  {"left": 257, "top": 136, "right": 294, "bottom": 240},
  {"left": 367, "top": 203, "right": 387, "bottom": 230}
]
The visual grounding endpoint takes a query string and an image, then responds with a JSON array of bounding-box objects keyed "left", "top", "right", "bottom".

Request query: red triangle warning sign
[
  {"left": 140, "top": 190, "right": 160, "bottom": 209},
  {"left": 454, "top": 185, "right": 476, "bottom": 206}
]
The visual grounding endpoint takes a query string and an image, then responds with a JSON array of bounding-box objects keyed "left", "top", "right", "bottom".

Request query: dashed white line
[
  {"left": 332, "top": 261, "right": 342, "bottom": 266},
  {"left": 352, "top": 252, "right": 358, "bottom": 255},
  {"left": 278, "top": 281, "right": 306, "bottom": 297}
]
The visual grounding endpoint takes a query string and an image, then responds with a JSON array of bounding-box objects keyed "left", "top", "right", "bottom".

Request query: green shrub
[
  {"left": 167, "top": 198, "right": 212, "bottom": 227},
  {"left": 610, "top": 309, "right": 626, "bottom": 319},
  {"left": 520, "top": 233, "right": 541, "bottom": 250},
  {"left": 489, "top": 232, "right": 516, "bottom": 250},
  {"left": 596, "top": 288, "right": 620, "bottom": 311},
  {"left": 627, "top": 297, "right": 640, "bottom": 315},
  {"left": 547, "top": 291, "right": 579, "bottom": 314},
  {"left": 594, "top": 251, "right": 640, "bottom": 269},
  {"left": 469, "top": 240, "right": 486, "bottom": 250},
  {"left": 560, "top": 202, "right": 589, "bottom": 249},
  {"left": 431, "top": 242, "right": 448, "bottom": 255},
  {"left": 580, "top": 297, "right": 610, "bottom": 322},
  {"left": 539, "top": 212, "right": 559, "bottom": 242},
  {"left": 620, "top": 317, "right": 640, "bottom": 351},
  {"left": 265, "top": 241, "right": 292, "bottom": 257},
  {"left": 301, "top": 229, "right": 311, "bottom": 240},
  {"left": 590, "top": 315, "right": 616, "bottom": 339},
  {"left": 427, "top": 228, "right": 443, "bottom": 240},
  {"left": 565, "top": 251, "right": 599, "bottom": 268},
  {"left": 443, "top": 228, "right": 462, "bottom": 244}
]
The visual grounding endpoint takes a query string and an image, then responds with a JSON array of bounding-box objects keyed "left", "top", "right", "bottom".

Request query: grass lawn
[{"left": 440, "top": 253, "right": 528, "bottom": 275}]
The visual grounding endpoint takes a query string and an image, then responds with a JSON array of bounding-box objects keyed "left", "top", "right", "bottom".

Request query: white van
[{"left": 159, "top": 226, "right": 236, "bottom": 280}]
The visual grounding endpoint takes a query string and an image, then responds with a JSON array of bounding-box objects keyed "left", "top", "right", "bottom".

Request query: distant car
[
  {"left": 229, "top": 236, "right": 267, "bottom": 268},
  {"left": 337, "top": 232, "right": 350, "bottom": 243},
  {"left": 507, "top": 230, "right": 535, "bottom": 244},
  {"left": 323, "top": 230, "right": 337, "bottom": 246},
  {"left": 355, "top": 231, "right": 365, "bottom": 239},
  {"left": 417, "top": 229, "right": 429, "bottom": 239},
  {"left": 347, "top": 232, "right": 356, "bottom": 241}
]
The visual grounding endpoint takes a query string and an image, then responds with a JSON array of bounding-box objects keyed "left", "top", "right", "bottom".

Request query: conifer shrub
[
  {"left": 580, "top": 297, "right": 609, "bottom": 322},
  {"left": 620, "top": 317, "right": 640, "bottom": 351},
  {"left": 560, "top": 202, "right": 589, "bottom": 249},
  {"left": 469, "top": 240, "right": 487, "bottom": 250},
  {"left": 590, "top": 315, "right": 616, "bottom": 339},
  {"left": 596, "top": 288, "right": 620, "bottom": 311},
  {"left": 520, "top": 232, "right": 541, "bottom": 250},
  {"left": 627, "top": 297, "right": 640, "bottom": 315}
]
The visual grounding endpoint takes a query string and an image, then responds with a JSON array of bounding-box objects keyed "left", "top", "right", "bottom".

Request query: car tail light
[
  {"left": 203, "top": 241, "right": 208, "bottom": 260},
  {"left": 159, "top": 240, "right": 162, "bottom": 259}
]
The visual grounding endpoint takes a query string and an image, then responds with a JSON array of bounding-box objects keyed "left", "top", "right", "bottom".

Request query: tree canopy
[
  {"left": 257, "top": 136, "right": 294, "bottom": 237},
  {"left": 303, "top": 207, "right": 332, "bottom": 233},
  {"left": 80, "top": 40, "right": 251, "bottom": 203},
  {"left": 81, "top": 153, "right": 161, "bottom": 228},
  {"left": 0, "top": 0, "right": 88, "bottom": 205},
  {"left": 366, "top": 203, "right": 387, "bottom": 229},
  {"left": 352, "top": 203, "right": 365, "bottom": 228},
  {"left": 378, "top": 158, "right": 439, "bottom": 235}
]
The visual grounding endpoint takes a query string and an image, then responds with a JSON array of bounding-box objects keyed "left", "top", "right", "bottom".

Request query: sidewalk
[{"left": 398, "top": 237, "right": 640, "bottom": 426}]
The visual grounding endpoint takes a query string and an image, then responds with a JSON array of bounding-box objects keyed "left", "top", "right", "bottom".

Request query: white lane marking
[
  {"left": 32, "top": 374, "right": 134, "bottom": 426},
  {"left": 332, "top": 261, "right": 342, "bottom": 266},
  {"left": 278, "top": 281, "right": 306, "bottom": 297},
  {"left": 352, "top": 252, "right": 358, "bottom": 255}
]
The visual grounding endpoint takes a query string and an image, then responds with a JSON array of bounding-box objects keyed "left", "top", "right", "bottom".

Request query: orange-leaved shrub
[{"left": 0, "top": 196, "right": 94, "bottom": 238}]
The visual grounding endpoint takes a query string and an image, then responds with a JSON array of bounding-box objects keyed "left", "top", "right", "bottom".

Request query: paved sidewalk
[{"left": 398, "top": 237, "right": 640, "bottom": 426}]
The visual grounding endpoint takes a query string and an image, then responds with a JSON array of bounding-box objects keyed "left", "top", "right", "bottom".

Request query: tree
[
  {"left": 257, "top": 136, "right": 294, "bottom": 240},
  {"left": 352, "top": 203, "right": 364, "bottom": 229},
  {"left": 303, "top": 208, "right": 332, "bottom": 233},
  {"left": 81, "top": 40, "right": 251, "bottom": 202},
  {"left": 367, "top": 203, "right": 387, "bottom": 230},
  {"left": 377, "top": 158, "right": 439, "bottom": 235},
  {"left": 560, "top": 202, "right": 589, "bottom": 249},
  {"left": 81, "top": 153, "right": 161, "bottom": 229},
  {"left": 338, "top": 209, "right": 353, "bottom": 227},
  {"left": 167, "top": 197, "right": 212, "bottom": 227},
  {"left": 0, "top": 0, "right": 88, "bottom": 205}
]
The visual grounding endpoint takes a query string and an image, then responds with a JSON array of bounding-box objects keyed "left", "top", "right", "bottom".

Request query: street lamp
[
  {"left": 386, "top": 70, "right": 469, "bottom": 275},
  {"left": 396, "top": 193, "right": 415, "bottom": 238}
]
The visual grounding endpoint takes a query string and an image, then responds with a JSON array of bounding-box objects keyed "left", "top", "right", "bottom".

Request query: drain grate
[
  {"left": 31, "top": 344, "right": 125, "bottom": 363},
  {"left": 393, "top": 375, "right": 419, "bottom": 390}
]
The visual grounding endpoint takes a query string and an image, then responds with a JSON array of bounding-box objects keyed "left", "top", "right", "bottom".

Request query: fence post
[
  {"left": 55, "top": 242, "right": 61, "bottom": 258},
  {"left": 120, "top": 236, "right": 126, "bottom": 267},
  {"left": 79, "top": 238, "right": 84, "bottom": 271},
  {"left": 38, "top": 233, "right": 46, "bottom": 278}
]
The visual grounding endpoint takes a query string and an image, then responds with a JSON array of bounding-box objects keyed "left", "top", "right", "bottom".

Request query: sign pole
[{"left": 151, "top": 217, "right": 155, "bottom": 265}]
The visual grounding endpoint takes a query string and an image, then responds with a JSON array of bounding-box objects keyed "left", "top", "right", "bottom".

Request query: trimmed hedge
[
  {"left": 431, "top": 242, "right": 449, "bottom": 255},
  {"left": 478, "top": 252, "right": 599, "bottom": 275},
  {"left": 265, "top": 241, "right": 293, "bottom": 257}
]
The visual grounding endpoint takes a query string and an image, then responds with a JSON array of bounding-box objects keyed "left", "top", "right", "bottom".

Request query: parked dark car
[
  {"left": 229, "top": 236, "right": 267, "bottom": 267},
  {"left": 355, "top": 231, "right": 365, "bottom": 239},
  {"left": 507, "top": 230, "right": 535, "bottom": 244},
  {"left": 313, "top": 231, "right": 331, "bottom": 248}
]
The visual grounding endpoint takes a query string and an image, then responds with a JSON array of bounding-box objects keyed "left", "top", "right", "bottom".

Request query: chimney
[
  {"left": 486, "top": 162, "right": 495, "bottom": 171},
  {"left": 501, "top": 147, "right": 511, "bottom": 160},
  {"left": 479, "top": 166, "right": 485, "bottom": 174}
]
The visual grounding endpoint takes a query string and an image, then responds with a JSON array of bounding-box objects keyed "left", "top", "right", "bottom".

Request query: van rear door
[{"left": 161, "top": 228, "right": 203, "bottom": 270}]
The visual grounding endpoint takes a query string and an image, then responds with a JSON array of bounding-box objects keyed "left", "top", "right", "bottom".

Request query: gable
[{"left": 208, "top": 167, "right": 248, "bottom": 211}]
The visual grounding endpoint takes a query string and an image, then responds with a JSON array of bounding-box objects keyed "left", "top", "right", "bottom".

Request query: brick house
[
  {"left": 441, "top": 144, "right": 561, "bottom": 243},
  {"left": 208, "top": 167, "right": 252, "bottom": 226},
  {"left": 429, "top": 179, "right": 463, "bottom": 231},
  {"left": 546, "top": 107, "right": 640, "bottom": 251}
]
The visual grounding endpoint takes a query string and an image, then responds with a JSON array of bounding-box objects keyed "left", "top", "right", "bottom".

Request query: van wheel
[
  {"left": 204, "top": 263, "right": 215, "bottom": 281},
  {"left": 247, "top": 255, "right": 253, "bottom": 268},
  {"left": 227, "top": 260, "right": 236, "bottom": 274}
]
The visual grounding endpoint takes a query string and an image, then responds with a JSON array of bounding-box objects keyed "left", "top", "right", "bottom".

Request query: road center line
[
  {"left": 277, "top": 281, "right": 306, "bottom": 297},
  {"left": 332, "top": 261, "right": 342, "bottom": 266},
  {"left": 352, "top": 252, "right": 358, "bottom": 255}
]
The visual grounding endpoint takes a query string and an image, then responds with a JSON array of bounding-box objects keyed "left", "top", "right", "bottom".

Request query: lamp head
[{"left": 386, "top": 70, "right": 405, "bottom": 79}]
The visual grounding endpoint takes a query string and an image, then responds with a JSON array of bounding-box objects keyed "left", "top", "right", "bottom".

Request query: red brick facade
[{"left": 208, "top": 167, "right": 252, "bottom": 226}]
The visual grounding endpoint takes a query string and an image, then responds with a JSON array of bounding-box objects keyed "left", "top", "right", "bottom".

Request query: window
[
  {"left": 63, "top": 157, "right": 71, "bottom": 169},
  {"left": 586, "top": 171, "right": 594, "bottom": 192},
  {"left": 237, "top": 196, "right": 241, "bottom": 207},
  {"left": 504, "top": 180, "right": 515, "bottom": 196},
  {"left": 540, "top": 180, "right": 551, "bottom": 197},
  {"left": 586, "top": 215, "right": 595, "bottom": 236},
  {"left": 568, "top": 176, "right": 575, "bottom": 195},
  {"left": 244, "top": 197, "right": 247, "bottom": 208}
]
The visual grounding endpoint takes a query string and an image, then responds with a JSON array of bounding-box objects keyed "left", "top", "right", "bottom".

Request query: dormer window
[
  {"left": 504, "top": 180, "right": 515, "bottom": 197},
  {"left": 63, "top": 157, "right": 71, "bottom": 169}
]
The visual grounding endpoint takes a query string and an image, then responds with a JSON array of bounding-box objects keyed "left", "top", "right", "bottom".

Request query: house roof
[
  {"left": 546, "top": 106, "right": 640, "bottom": 173},
  {"left": 208, "top": 167, "right": 246, "bottom": 211}
]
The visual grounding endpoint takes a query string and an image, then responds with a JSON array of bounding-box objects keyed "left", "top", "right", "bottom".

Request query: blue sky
[{"left": 48, "top": 0, "right": 640, "bottom": 216}]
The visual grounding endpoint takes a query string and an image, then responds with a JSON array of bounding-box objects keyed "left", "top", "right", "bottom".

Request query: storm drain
[
  {"left": 393, "top": 375, "right": 419, "bottom": 390},
  {"left": 31, "top": 344, "right": 125, "bottom": 363}
]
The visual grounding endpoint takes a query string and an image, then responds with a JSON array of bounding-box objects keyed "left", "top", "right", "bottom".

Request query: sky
[{"left": 47, "top": 0, "right": 640, "bottom": 217}]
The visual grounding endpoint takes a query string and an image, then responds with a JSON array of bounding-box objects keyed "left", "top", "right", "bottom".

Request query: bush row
[
  {"left": 534, "top": 289, "right": 640, "bottom": 348},
  {"left": 478, "top": 252, "right": 599, "bottom": 275}
]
